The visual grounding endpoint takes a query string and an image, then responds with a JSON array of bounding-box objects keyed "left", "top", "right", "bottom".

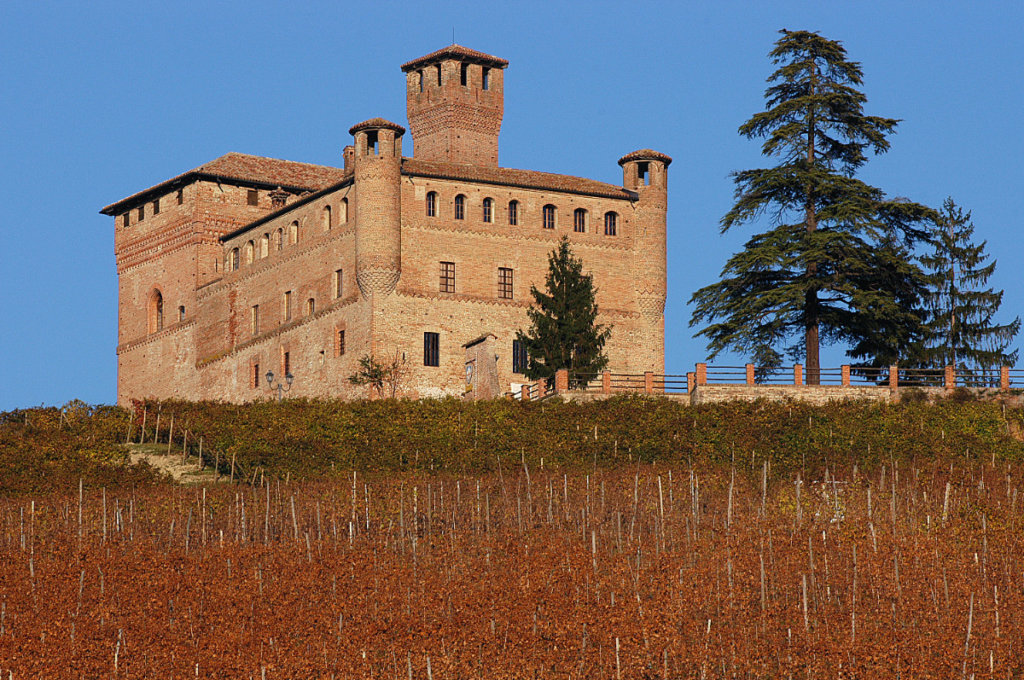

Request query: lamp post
[{"left": 265, "top": 370, "right": 294, "bottom": 402}]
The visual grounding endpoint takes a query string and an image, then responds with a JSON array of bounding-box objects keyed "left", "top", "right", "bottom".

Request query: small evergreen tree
[
  {"left": 920, "top": 198, "right": 1019, "bottom": 380},
  {"left": 690, "top": 29, "right": 934, "bottom": 383},
  {"left": 516, "top": 236, "right": 611, "bottom": 388}
]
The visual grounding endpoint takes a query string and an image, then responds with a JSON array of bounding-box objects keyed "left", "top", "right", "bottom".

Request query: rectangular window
[
  {"left": 284, "top": 291, "right": 292, "bottom": 321},
  {"left": 176, "top": 188, "right": 184, "bottom": 205},
  {"left": 152, "top": 198, "right": 160, "bottom": 215},
  {"left": 247, "top": 189, "right": 258, "bottom": 206},
  {"left": 498, "top": 267, "right": 513, "bottom": 299},
  {"left": 440, "top": 261, "right": 456, "bottom": 293},
  {"left": 138, "top": 205, "right": 145, "bottom": 221},
  {"left": 424, "top": 332, "right": 440, "bottom": 367},
  {"left": 251, "top": 305, "right": 259, "bottom": 334},
  {"left": 123, "top": 213, "right": 130, "bottom": 227},
  {"left": 252, "top": 362, "right": 260, "bottom": 388},
  {"left": 482, "top": 67, "right": 490, "bottom": 90},
  {"left": 283, "top": 351, "right": 290, "bottom": 377},
  {"left": 334, "top": 269, "right": 343, "bottom": 298},
  {"left": 335, "top": 329, "right": 346, "bottom": 357},
  {"left": 512, "top": 340, "right": 528, "bottom": 374}
]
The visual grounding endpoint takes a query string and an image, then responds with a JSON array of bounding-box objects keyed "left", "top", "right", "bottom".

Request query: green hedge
[{"left": 131, "top": 396, "right": 1024, "bottom": 480}]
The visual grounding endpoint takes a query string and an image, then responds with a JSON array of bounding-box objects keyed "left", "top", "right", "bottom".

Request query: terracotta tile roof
[
  {"left": 348, "top": 118, "right": 406, "bottom": 136},
  {"left": 401, "top": 158, "right": 635, "bottom": 200},
  {"left": 617, "top": 149, "right": 673, "bottom": 167},
  {"left": 401, "top": 44, "right": 509, "bottom": 72},
  {"left": 101, "top": 152, "right": 346, "bottom": 215}
]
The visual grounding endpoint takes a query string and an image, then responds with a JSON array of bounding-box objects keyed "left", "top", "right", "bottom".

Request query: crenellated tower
[
  {"left": 350, "top": 118, "right": 405, "bottom": 298},
  {"left": 620, "top": 149, "right": 672, "bottom": 371},
  {"left": 401, "top": 45, "right": 508, "bottom": 166}
]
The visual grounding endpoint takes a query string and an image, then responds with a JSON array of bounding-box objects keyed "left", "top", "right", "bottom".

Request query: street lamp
[{"left": 265, "top": 370, "right": 294, "bottom": 402}]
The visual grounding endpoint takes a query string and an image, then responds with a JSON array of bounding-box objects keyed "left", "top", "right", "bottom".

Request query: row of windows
[
  {"left": 425, "top": 192, "right": 618, "bottom": 235},
  {"left": 122, "top": 189, "right": 185, "bottom": 227},
  {"left": 249, "top": 271, "right": 344, "bottom": 336},
  {"left": 416, "top": 63, "right": 491, "bottom": 92},
  {"left": 146, "top": 290, "right": 186, "bottom": 333},
  {"left": 438, "top": 262, "right": 515, "bottom": 299},
  {"left": 227, "top": 202, "right": 349, "bottom": 272}
]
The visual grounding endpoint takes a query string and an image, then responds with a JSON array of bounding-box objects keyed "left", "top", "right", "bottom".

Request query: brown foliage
[{"left": 2, "top": 460, "right": 1023, "bottom": 677}]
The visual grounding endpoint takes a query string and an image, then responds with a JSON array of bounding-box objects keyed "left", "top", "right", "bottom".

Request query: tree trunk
[{"left": 805, "top": 289, "right": 820, "bottom": 385}]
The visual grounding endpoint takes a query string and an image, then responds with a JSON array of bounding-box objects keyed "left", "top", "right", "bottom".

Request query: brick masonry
[{"left": 103, "top": 45, "right": 670, "bottom": 405}]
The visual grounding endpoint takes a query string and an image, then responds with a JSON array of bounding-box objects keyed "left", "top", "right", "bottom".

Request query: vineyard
[
  {"left": 1, "top": 397, "right": 1024, "bottom": 677},
  {"left": 1, "top": 458, "right": 1023, "bottom": 677}
]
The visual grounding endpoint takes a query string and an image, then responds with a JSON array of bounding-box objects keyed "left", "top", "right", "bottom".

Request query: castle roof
[
  {"left": 401, "top": 44, "right": 509, "bottom": 72},
  {"left": 401, "top": 158, "right": 635, "bottom": 200},
  {"left": 617, "top": 149, "right": 673, "bottom": 167},
  {"left": 348, "top": 118, "right": 406, "bottom": 136},
  {"left": 101, "top": 152, "right": 346, "bottom": 215}
]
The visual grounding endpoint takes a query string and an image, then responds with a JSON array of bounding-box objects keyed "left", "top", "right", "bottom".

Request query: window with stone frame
[
  {"left": 542, "top": 204, "right": 556, "bottom": 229},
  {"left": 604, "top": 211, "right": 618, "bottom": 236},
  {"left": 574, "top": 208, "right": 587, "bottom": 233}
]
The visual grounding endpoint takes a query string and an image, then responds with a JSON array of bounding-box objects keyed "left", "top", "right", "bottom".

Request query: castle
[{"left": 102, "top": 45, "right": 670, "bottom": 404}]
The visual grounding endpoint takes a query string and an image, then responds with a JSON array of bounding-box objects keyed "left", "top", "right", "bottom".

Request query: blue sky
[{"left": 1, "top": 0, "right": 1021, "bottom": 410}]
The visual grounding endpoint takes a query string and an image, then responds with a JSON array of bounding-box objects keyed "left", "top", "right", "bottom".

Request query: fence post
[
  {"left": 521, "top": 384, "right": 531, "bottom": 402},
  {"left": 555, "top": 369, "right": 569, "bottom": 393},
  {"left": 944, "top": 365, "right": 955, "bottom": 390},
  {"left": 745, "top": 364, "right": 755, "bottom": 385},
  {"left": 602, "top": 371, "right": 611, "bottom": 394},
  {"left": 794, "top": 364, "right": 803, "bottom": 386},
  {"left": 644, "top": 371, "right": 654, "bottom": 394},
  {"left": 696, "top": 363, "right": 707, "bottom": 386},
  {"left": 889, "top": 365, "right": 898, "bottom": 389},
  {"left": 1001, "top": 366, "right": 1010, "bottom": 391},
  {"left": 536, "top": 379, "right": 546, "bottom": 397},
  {"left": 841, "top": 365, "right": 851, "bottom": 387},
  {"left": 687, "top": 372, "right": 695, "bottom": 394}
]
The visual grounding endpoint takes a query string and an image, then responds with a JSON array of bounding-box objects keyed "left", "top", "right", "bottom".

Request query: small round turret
[{"left": 351, "top": 118, "right": 405, "bottom": 297}]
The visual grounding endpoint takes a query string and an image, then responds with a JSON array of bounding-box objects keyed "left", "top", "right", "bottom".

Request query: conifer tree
[
  {"left": 690, "top": 29, "right": 934, "bottom": 383},
  {"left": 516, "top": 236, "right": 611, "bottom": 387},
  {"left": 920, "top": 198, "right": 1019, "bottom": 380}
]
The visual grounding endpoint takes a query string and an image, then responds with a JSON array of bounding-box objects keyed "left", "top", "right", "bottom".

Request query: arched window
[
  {"left": 275, "top": 228, "right": 283, "bottom": 251},
  {"left": 454, "top": 194, "right": 465, "bottom": 220},
  {"left": 322, "top": 205, "right": 332, "bottom": 232},
  {"left": 426, "top": 191, "right": 437, "bottom": 217},
  {"left": 260, "top": 233, "right": 269, "bottom": 258},
  {"left": 289, "top": 221, "right": 298, "bottom": 245},
  {"left": 573, "top": 208, "right": 587, "bottom": 233},
  {"left": 307, "top": 297, "right": 316, "bottom": 316},
  {"left": 542, "top": 204, "right": 556, "bottom": 230},
  {"left": 148, "top": 289, "right": 163, "bottom": 333},
  {"left": 244, "top": 241, "right": 255, "bottom": 265},
  {"left": 340, "top": 197, "right": 348, "bottom": 223},
  {"left": 604, "top": 211, "right": 618, "bottom": 236},
  {"left": 178, "top": 305, "right": 186, "bottom": 322},
  {"left": 508, "top": 200, "right": 519, "bottom": 226},
  {"left": 482, "top": 198, "right": 493, "bottom": 223},
  {"left": 230, "top": 248, "right": 240, "bottom": 271}
]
